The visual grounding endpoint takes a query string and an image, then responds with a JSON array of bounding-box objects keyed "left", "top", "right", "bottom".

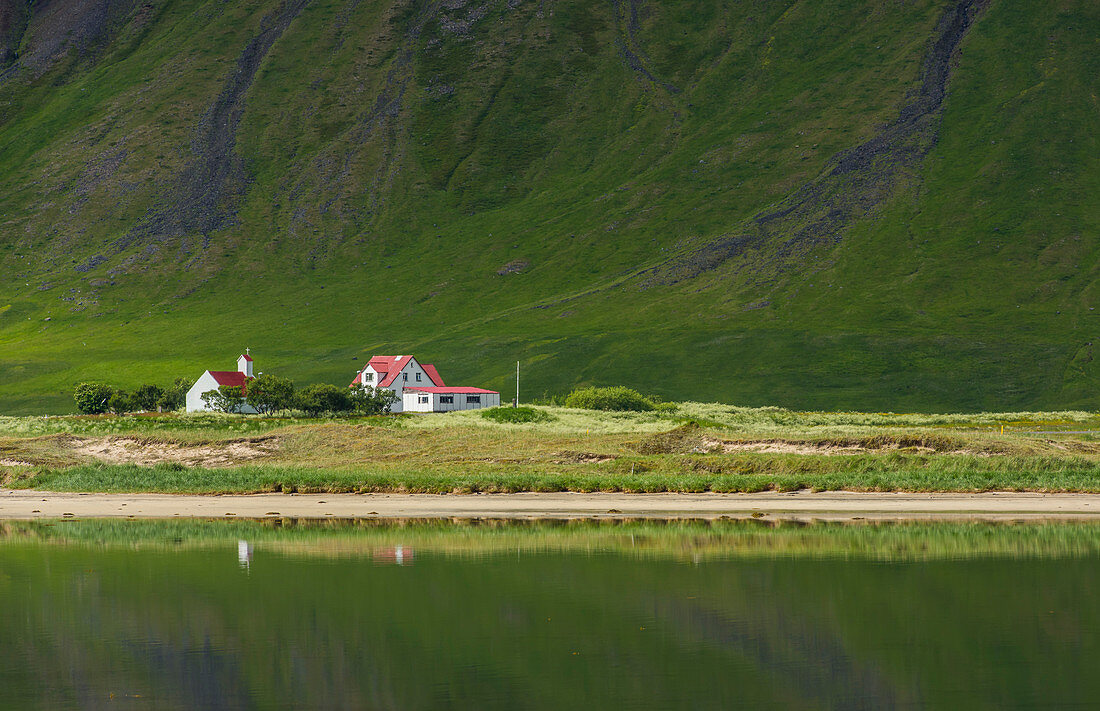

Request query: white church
[{"left": 185, "top": 351, "right": 257, "bottom": 413}]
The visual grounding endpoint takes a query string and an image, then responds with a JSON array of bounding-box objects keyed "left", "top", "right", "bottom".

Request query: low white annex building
[
  {"left": 186, "top": 352, "right": 258, "bottom": 413},
  {"left": 403, "top": 387, "right": 501, "bottom": 413},
  {"left": 349, "top": 355, "right": 499, "bottom": 413}
]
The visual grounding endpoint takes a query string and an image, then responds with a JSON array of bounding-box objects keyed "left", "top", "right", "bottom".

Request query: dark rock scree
[
  {"left": 115, "top": 0, "right": 314, "bottom": 252},
  {"left": 647, "top": 0, "right": 989, "bottom": 287}
]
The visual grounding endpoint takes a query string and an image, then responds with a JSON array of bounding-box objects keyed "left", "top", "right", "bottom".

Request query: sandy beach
[{"left": 3, "top": 489, "right": 1100, "bottom": 520}]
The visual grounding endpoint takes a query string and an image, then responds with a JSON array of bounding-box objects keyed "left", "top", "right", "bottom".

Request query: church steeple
[{"left": 237, "top": 349, "right": 254, "bottom": 377}]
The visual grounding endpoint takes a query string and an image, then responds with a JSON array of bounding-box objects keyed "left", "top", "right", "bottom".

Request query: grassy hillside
[{"left": 0, "top": 0, "right": 1097, "bottom": 414}]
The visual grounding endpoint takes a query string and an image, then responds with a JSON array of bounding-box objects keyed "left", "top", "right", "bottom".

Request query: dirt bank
[{"left": 68, "top": 435, "right": 278, "bottom": 467}]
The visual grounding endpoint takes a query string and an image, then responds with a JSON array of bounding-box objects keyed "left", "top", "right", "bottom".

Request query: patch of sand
[
  {"left": 70, "top": 436, "right": 279, "bottom": 468},
  {"left": 700, "top": 438, "right": 981, "bottom": 456},
  {"left": 1, "top": 490, "right": 1099, "bottom": 520},
  {"left": 0, "top": 459, "right": 33, "bottom": 467},
  {"left": 705, "top": 438, "right": 869, "bottom": 456}
]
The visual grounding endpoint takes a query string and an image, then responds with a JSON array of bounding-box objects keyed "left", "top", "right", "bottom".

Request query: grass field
[
  {"left": 3, "top": 403, "right": 1100, "bottom": 494},
  {"left": 0, "top": 0, "right": 1098, "bottom": 415}
]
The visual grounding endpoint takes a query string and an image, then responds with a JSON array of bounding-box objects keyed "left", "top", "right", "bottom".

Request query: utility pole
[{"left": 515, "top": 360, "right": 520, "bottom": 407}]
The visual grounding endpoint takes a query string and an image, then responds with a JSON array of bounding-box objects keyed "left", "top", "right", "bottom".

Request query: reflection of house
[
  {"left": 403, "top": 387, "right": 501, "bottom": 412},
  {"left": 373, "top": 545, "right": 413, "bottom": 565},
  {"left": 348, "top": 355, "right": 444, "bottom": 413},
  {"left": 186, "top": 352, "right": 257, "bottom": 413}
]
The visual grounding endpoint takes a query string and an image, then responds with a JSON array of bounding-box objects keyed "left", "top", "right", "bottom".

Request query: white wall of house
[
  {"left": 185, "top": 371, "right": 258, "bottom": 414},
  {"left": 186, "top": 372, "right": 220, "bottom": 413},
  {"left": 403, "top": 390, "right": 500, "bottom": 413},
  {"left": 357, "top": 357, "right": 437, "bottom": 413},
  {"left": 359, "top": 365, "right": 381, "bottom": 388}
]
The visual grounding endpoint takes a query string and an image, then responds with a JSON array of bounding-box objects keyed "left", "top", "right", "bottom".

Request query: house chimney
[{"left": 238, "top": 349, "right": 254, "bottom": 377}]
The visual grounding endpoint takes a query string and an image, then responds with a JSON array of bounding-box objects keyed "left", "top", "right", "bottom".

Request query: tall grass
[{"left": 11, "top": 452, "right": 1100, "bottom": 494}]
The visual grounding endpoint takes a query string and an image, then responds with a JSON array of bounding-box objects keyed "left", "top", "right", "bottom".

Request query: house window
[
  {"left": 466, "top": 395, "right": 481, "bottom": 404},
  {"left": 403, "top": 373, "right": 408, "bottom": 382},
  {"left": 440, "top": 395, "right": 454, "bottom": 404},
  {"left": 416, "top": 372, "right": 422, "bottom": 382},
  {"left": 418, "top": 395, "right": 429, "bottom": 404},
  {"left": 364, "top": 373, "right": 373, "bottom": 382}
]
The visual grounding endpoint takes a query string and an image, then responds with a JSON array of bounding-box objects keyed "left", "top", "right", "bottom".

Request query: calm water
[{"left": 0, "top": 518, "right": 1097, "bottom": 710}]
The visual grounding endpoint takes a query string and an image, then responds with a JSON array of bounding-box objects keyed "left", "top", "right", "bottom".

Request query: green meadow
[{"left": 3, "top": 404, "right": 1100, "bottom": 494}]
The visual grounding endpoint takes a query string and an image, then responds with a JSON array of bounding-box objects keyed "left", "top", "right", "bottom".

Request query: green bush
[
  {"left": 480, "top": 406, "right": 554, "bottom": 424},
  {"left": 107, "top": 391, "right": 133, "bottom": 415},
  {"left": 73, "top": 382, "right": 115, "bottom": 414},
  {"left": 157, "top": 378, "right": 193, "bottom": 412},
  {"left": 201, "top": 385, "right": 247, "bottom": 414},
  {"left": 295, "top": 384, "right": 353, "bottom": 416},
  {"left": 563, "top": 386, "right": 655, "bottom": 412},
  {"left": 248, "top": 374, "right": 295, "bottom": 414},
  {"left": 348, "top": 386, "right": 399, "bottom": 415},
  {"left": 131, "top": 384, "right": 164, "bottom": 412}
]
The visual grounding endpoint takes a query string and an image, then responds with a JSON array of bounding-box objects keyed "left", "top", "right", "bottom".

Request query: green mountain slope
[{"left": 0, "top": 0, "right": 1097, "bottom": 414}]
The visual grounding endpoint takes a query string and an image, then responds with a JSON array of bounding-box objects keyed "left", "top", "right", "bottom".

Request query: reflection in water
[
  {"left": 237, "top": 540, "right": 252, "bottom": 570},
  {"left": 0, "top": 518, "right": 1096, "bottom": 710},
  {"left": 373, "top": 545, "right": 413, "bottom": 566}
]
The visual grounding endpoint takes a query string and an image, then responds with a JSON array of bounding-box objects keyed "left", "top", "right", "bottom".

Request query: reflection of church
[{"left": 238, "top": 540, "right": 252, "bottom": 570}]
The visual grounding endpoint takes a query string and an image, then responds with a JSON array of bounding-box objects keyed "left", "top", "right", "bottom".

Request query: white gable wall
[
  {"left": 185, "top": 371, "right": 258, "bottom": 414},
  {"left": 364, "top": 357, "right": 434, "bottom": 413},
  {"left": 360, "top": 365, "right": 380, "bottom": 386},
  {"left": 186, "top": 372, "right": 220, "bottom": 413}
]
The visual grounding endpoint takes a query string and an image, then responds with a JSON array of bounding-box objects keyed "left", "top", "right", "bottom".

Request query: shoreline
[{"left": 3, "top": 489, "right": 1100, "bottom": 521}]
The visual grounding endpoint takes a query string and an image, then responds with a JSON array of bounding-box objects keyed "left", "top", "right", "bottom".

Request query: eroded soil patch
[
  {"left": 70, "top": 436, "right": 280, "bottom": 468},
  {"left": 634, "top": 425, "right": 1003, "bottom": 457},
  {"left": 553, "top": 450, "right": 617, "bottom": 464}
]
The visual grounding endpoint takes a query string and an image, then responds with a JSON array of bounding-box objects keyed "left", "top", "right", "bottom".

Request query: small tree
[
  {"left": 248, "top": 374, "right": 295, "bottom": 414},
  {"left": 74, "top": 382, "right": 114, "bottom": 414},
  {"left": 131, "top": 384, "right": 165, "bottom": 412},
  {"left": 348, "top": 386, "right": 399, "bottom": 415},
  {"left": 201, "top": 385, "right": 246, "bottom": 413},
  {"left": 157, "top": 377, "right": 194, "bottom": 412},
  {"left": 108, "top": 391, "right": 133, "bottom": 415},
  {"left": 295, "top": 384, "right": 352, "bottom": 416}
]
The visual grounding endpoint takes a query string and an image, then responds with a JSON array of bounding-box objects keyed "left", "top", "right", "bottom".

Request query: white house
[
  {"left": 186, "top": 352, "right": 258, "bottom": 413},
  {"left": 403, "top": 387, "right": 501, "bottom": 413},
  {"left": 349, "top": 355, "right": 499, "bottom": 413},
  {"left": 348, "top": 355, "right": 445, "bottom": 413}
]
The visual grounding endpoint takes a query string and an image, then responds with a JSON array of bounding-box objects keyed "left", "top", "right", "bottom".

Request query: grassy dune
[{"left": 3, "top": 404, "right": 1100, "bottom": 493}]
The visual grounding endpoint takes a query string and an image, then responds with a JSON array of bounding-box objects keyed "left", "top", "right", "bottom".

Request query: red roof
[
  {"left": 208, "top": 371, "right": 250, "bottom": 389},
  {"left": 350, "top": 355, "right": 446, "bottom": 388},
  {"left": 421, "top": 363, "right": 445, "bottom": 387},
  {"left": 239, "top": 353, "right": 253, "bottom": 362},
  {"left": 405, "top": 386, "right": 498, "bottom": 394},
  {"left": 377, "top": 355, "right": 413, "bottom": 387}
]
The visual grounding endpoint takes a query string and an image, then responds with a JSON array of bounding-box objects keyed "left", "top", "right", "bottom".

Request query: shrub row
[
  {"left": 562, "top": 386, "right": 656, "bottom": 412},
  {"left": 74, "top": 379, "right": 192, "bottom": 415},
  {"left": 75, "top": 376, "right": 398, "bottom": 416}
]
